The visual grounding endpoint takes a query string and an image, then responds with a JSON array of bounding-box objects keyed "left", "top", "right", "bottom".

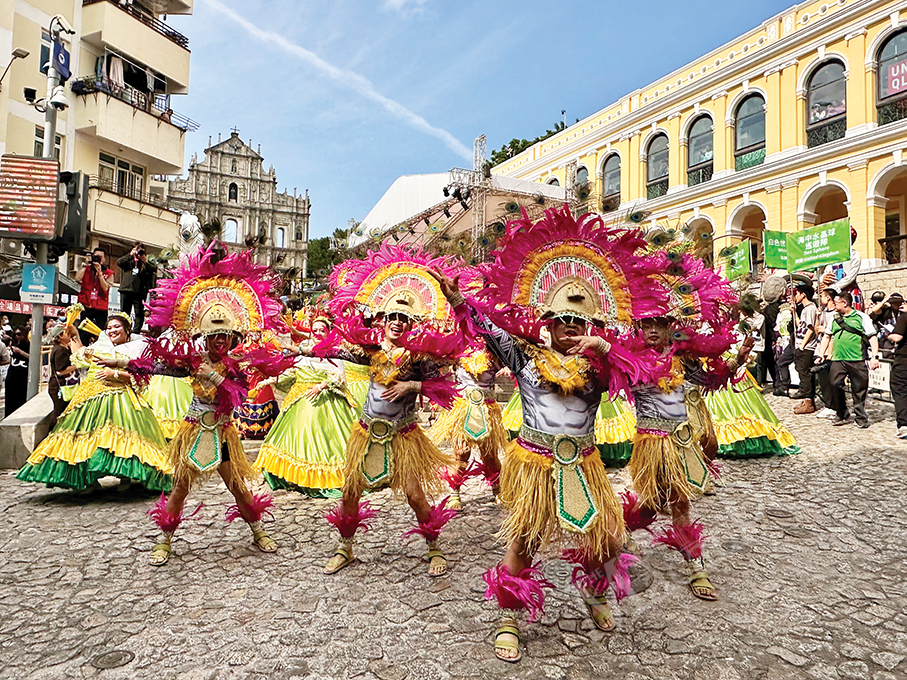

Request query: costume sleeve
[
  {"left": 415, "top": 358, "right": 459, "bottom": 409},
  {"left": 467, "top": 305, "right": 529, "bottom": 375}
]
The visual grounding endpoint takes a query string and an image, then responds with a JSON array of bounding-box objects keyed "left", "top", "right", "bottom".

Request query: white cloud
[{"left": 200, "top": 0, "right": 470, "bottom": 160}]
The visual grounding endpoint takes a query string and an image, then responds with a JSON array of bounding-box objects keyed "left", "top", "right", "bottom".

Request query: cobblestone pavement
[{"left": 1, "top": 393, "right": 906, "bottom": 680}]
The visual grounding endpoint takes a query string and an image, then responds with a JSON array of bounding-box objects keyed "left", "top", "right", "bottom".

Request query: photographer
[
  {"left": 76, "top": 247, "right": 113, "bottom": 329},
  {"left": 117, "top": 242, "right": 155, "bottom": 333}
]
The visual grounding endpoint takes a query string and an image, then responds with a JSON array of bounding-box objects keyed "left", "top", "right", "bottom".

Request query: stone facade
[{"left": 168, "top": 131, "right": 310, "bottom": 274}]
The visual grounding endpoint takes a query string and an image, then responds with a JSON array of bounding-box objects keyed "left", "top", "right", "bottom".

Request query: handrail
[
  {"left": 70, "top": 75, "right": 200, "bottom": 132},
  {"left": 83, "top": 0, "right": 189, "bottom": 49},
  {"left": 88, "top": 174, "right": 172, "bottom": 209}
]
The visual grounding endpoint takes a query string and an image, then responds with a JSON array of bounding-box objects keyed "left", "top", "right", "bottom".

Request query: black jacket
[{"left": 116, "top": 255, "right": 155, "bottom": 294}]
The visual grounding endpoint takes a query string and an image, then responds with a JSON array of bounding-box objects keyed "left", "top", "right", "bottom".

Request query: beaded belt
[
  {"left": 517, "top": 425, "right": 599, "bottom": 534},
  {"left": 464, "top": 386, "right": 495, "bottom": 404},
  {"left": 359, "top": 412, "right": 417, "bottom": 436},
  {"left": 636, "top": 416, "right": 684, "bottom": 436}
]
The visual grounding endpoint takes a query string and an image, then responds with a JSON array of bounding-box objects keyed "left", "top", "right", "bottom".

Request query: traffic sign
[{"left": 20, "top": 263, "right": 57, "bottom": 303}]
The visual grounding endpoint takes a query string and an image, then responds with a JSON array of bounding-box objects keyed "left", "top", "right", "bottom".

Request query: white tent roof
[{"left": 351, "top": 173, "right": 449, "bottom": 247}]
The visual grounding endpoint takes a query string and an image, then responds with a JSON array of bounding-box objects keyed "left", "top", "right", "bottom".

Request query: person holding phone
[
  {"left": 76, "top": 247, "right": 113, "bottom": 331},
  {"left": 117, "top": 242, "right": 155, "bottom": 333}
]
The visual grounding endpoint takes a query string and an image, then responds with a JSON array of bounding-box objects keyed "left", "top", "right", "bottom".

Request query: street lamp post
[{"left": 27, "top": 17, "right": 70, "bottom": 400}]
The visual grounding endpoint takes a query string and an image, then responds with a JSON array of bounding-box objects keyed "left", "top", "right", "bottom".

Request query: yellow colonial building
[{"left": 494, "top": 0, "right": 907, "bottom": 286}]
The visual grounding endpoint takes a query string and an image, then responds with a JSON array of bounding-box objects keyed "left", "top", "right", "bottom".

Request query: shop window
[
  {"left": 646, "top": 134, "right": 669, "bottom": 200},
  {"left": 686, "top": 116, "right": 713, "bottom": 186},
  {"left": 878, "top": 29, "right": 907, "bottom": 126},
  {"left": 734, "top": 94, "right": 766, "bottom": 170},
  {"left": 807, "top": 61, "right": 846, "bottom": 147}
]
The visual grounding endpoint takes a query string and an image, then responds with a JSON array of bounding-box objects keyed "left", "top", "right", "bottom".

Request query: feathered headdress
[
  {"left": 146, "top": 243, "right": 286, "bottom": 339},
  {"left": 478, "top": 205, "right": 669, "bottom": 337},
  {"left": 328, "top": 243, "right": 458, "bottom": 328}
]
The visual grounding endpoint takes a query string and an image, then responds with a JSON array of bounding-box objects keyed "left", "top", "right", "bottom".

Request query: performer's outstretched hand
[
  {"left": 381, "top": 380, "right": 420, "bottom": 401},
  {"left": 565, "top": 335, "right": 611, "bottom": 356},
  {"left": 429, "top": 270, "right": 462, "bottom": 304}
]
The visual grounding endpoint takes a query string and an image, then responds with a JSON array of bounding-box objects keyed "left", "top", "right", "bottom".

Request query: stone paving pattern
[{"left": 1, "top": 394, "right": 906, "bottom": 680}]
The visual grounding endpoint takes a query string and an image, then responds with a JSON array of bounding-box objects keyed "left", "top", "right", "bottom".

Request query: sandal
[
  {"left": 149, "top": 543, "right": 172, "bottom": 566},
  {"left": 427, "top": 548, "right": 448, "bottom": 577},
  {"left": 493, "top": 621, "right": 522, "bottom": 663},
  {"left": 688, "top": 570, "right": 718, "bottom": 601},
  {"left": 447, "top": 490, "right": 462, "bottom": 511},
  {"left": 583, "top": 594, "right": 615, "bottom": 631},
  {"left": 323, "top": 544, "right": 355, "bottom": 575},
  {"left": 252, "top": 529, "right": 277, "bottom": 553}
]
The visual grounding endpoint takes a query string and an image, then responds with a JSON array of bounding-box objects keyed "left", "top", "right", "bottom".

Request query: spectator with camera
[
  {"left": 117, "top": 242, "right": 155, "bottom": 334},
  {"left": 76, "top": 247, "right": 113, "bottom": 329},
  {"left": 868, "top": 291, "right": 904, "bottom": 354},
  {"left": 815, "top": 291, "right": 879, "bottom": 428}
]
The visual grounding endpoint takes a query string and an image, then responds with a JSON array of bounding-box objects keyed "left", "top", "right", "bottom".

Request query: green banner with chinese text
[
  {"left": 724, "top": 241, "right": 751, "bottom": 281},
  {"left": 786, "top": 219, "right": 850, "bottom": 272},
  {"left": 763, "top": 230, "right": 788, "bottom": 269}
]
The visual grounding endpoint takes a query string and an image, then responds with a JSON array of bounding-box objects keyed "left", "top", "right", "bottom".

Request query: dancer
[
  {"left": 429, "top": 341, "right": 505, "bottom": 508},
  {"left": 255, "top": 313, "right": 369, "bottom": 497},
  {"left": 443, "top": 207, "right": 670, "bottom": 662},
  {"left": 625, "top": 232, "right": 748, "bottom": 603},
  {"left": 17, "top": 313, "right": 172, "bottom": 492},
  {"left": 236, "top": 332, "right": 282, "bottom": 439},
  {"left": 142, "top": 244, "right": 293, "bottom": 566},
  {"left": 314, "top": 244, "right": 465, "bottom": 578}
]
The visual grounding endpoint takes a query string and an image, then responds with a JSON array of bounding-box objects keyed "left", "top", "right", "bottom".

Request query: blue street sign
[
  {"left": 21, "top": 263, "right": 57, "bottom": 303},
  {"left": 52, "top": 42, "right": 70, "bottom": 81}
]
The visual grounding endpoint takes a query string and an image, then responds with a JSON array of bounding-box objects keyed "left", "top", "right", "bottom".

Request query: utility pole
[{"left": 27, "top": 16, "right": 67, "bottom": 400}]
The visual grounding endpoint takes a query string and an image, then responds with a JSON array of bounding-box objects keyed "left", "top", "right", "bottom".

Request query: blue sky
[{"left": 168, "top": 0, "right": 794, "bottom": 239}]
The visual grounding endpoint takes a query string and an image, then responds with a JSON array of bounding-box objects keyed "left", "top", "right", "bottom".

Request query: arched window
[
  {"left": 734, "top": 94, "right": 766, "bottom": 170},
  {"left": 231, "top": 159, "right": 237, "bottom": 173},
  {"left": 228, "top": 182, "right": 238, "bottom": 201},
  {"left": 646, "top": 134, "right": 669, "bottom": 200},
  {"left": 687, "top": 115, "right": 713, "bottom": 186},
  {"left": 547, "top": 177, "right": 560, "bottom": 186},
  {"left": 275, "top": 227, "right": 285, "bottom": 249},
  {"left": 223, "top": 218, "right": 238, "bottom": 243},
  {"left": 878, "top": 29, "right": 907, "bottom": 125},
  {"left": 807, "top": 61, "right": 846, "bottom": 147},
  {"left": 601, "top": 154, "right": 621, "bottom": 211},
  {"left": 575, "top": 166, "right": 589, "bottom": 186}
]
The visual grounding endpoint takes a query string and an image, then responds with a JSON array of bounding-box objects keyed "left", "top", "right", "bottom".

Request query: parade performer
[
  {"left": 821, "top": 225, "right": 863, "bottom": 310},
  {"left": 428, "top": 342, "right": 505, "bottom": 508},
  {"left": 444, "top": 206, "right": 671, "bottom": 663},
  {"left": 141, "top": 244, "right": 294, "bottom": 566},
  {"left": 624, "top": 228, "right": 749, "bottom": 603},
  {"left": 17, "top": 313, "right": 172, "bottom": 492},
  {"left": 255, "top": 313, "right": 369, "bottom": 497},
  {"left": 236, "top": 332, "right": 283, "bottom": 439},
  {"left": 312, "top": 244, "right": 465, "bottom": 578}
]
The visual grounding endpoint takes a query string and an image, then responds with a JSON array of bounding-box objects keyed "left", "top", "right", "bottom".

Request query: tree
[{"left": 489, "top": 121, "right": 566, "bottom": 166}]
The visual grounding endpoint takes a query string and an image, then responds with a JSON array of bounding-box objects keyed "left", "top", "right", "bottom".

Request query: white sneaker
[
  {"left": 898, "top": 426, "right": 907, "bottom": 440},
  {"left": 815, "top": 408, "right": 836, "bottom": 419}
]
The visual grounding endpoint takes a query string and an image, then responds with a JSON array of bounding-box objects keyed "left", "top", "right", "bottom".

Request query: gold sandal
[
  {"left": 427, "top": 548, "right": 448, "bottom": 577},
  {"left": 688, "top": 570, "right": 718, "bottom": 601},
  {"left": 252, "top": 529, "right": 277, "bottom": 553},
  {"left": 323, "top": 544, "right": 355, "bottom": 574},
  {"left": 149, "top": 543, "right": 172, "bottom": 567},
  {"left": 583, "top": 594, "right": 615, "bottom": 631},
  {"left": 493, "top": 621, "right": 522, "bottom": 663}
]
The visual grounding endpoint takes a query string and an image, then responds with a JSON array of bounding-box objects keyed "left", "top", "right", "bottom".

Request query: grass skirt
[
  {"left": 145, "top": 375, "right": 193, "bottom": 440},
  {"left": 255, "top": 378, "right": 360, "bottom": 498},
  {"left": 501, "top": 388, "right": 635, "bottom": 468},
  {"left": 428, "top": 397, "right": 508, "bottom": 456},
  {"left": 498, "top": 439, "right": 624, "bottom": 562},
  {"left": 16, "top": 381, "right": 172, "bottom": 492},
  {"left": 168, "top": 419, "right": 252, "bottom": 491},
  {"left": 628, "top": 430, "right": 706, "bottom": 513},
  {"left": 342, "top": 421, "right": 453, "bottom": 498},
  {"left": 705, "top": 373, "right": 800, "bottom": 458}
]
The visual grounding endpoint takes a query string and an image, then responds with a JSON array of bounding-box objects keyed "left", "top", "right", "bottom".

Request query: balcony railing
[
  {"left": 687, "top": 163, "right": 713, "bottom": 187},
  {"left": 735, "top": 146, "right": 765, "bottom": 171},
  {"left": 83, "top": 0, "right": 189, "bottom": 49},
  {"left": 89, "top": 174, "right": 171, "bottom": 209},
  {"left": 879, "top": 234, "right": 907, "bottom": 265},
  {"left": 71, "top": 75, "right": 200, "bottom": 132},
  {"left": 878, "top": 97, "right": 907, "bottom": 127},
  {"left": 807, "top": 116, "right": 846, "bottom": 148},
  {"left": 646, "top": 178, "right": 668, "bottom": 200}
]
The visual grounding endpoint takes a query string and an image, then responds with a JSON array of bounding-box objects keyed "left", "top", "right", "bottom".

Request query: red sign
[
  {"left": 886, "top": 58, "right": 907, "bottom": 98},
  {"left": 0, "top": 299, "right": 65, "bottom": 317},
  {"left": 0, "top": 155, "right": 59, "bottom": 240}
]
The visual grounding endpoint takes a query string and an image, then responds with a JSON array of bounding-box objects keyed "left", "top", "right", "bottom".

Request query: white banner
[{"left": 869, "top": 360, "right": 891, "bottom": 392}]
